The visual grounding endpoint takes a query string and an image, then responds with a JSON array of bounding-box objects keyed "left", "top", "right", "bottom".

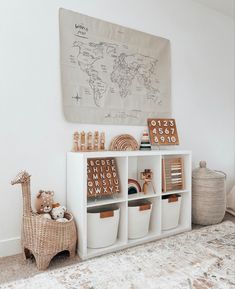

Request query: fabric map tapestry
[{"left": 59, "top": 8, "right": 171, "bottom": 125}]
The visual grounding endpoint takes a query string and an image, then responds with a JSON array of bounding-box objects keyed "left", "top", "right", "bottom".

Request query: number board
[
  {"left": 147, "top": 118, "right": 179, "bottom": 145},
  {"left": 87, "top": 157, "right": 120, "bottom": 198}
]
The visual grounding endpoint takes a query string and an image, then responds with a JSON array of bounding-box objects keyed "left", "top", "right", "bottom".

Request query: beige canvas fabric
[{"left": 59, "top": 8, "right": 171, "bottom": 125}]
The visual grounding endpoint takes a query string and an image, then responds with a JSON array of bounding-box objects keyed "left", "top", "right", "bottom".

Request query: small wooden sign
[
  {"left": 87, "top": 157, "right": 120, "bottom": 198},
  {"left": 147, "top": 118, "right": 179, "bottom": 146}
]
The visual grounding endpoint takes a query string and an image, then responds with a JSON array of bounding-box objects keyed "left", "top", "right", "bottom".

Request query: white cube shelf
[{"left": 67, "top": 150, "right": 192, "bottom": 259}]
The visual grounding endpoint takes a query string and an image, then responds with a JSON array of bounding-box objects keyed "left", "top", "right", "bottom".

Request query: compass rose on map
[{"left": 72, "top": 92, "right": 82, "bottom": 104}]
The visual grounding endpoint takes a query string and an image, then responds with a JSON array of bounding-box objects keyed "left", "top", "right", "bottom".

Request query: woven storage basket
[
  {"left": 22, "top": 212, "right": 77, "bottom": 270},
  {"left": 192, "top": 161, "right": 226, "bottom": 225},
  {"left": 11, "top": 171, "right": 77, "bottom": 270}
]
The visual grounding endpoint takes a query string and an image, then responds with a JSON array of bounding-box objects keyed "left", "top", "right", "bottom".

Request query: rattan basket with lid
[{"left": 192, "top": 161, "right": 226, "bottom": 225}]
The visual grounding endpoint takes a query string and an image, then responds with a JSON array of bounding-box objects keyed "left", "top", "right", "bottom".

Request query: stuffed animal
[
  {"left": 35, "top": 190, "right": 54, "bottom": 219},
  {"left": 51, "top": 203, "right": 68, "bottom": 222}
]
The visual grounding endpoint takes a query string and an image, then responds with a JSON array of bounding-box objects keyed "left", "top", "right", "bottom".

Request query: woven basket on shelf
[
  {"left": 192, "top": 161, "right": 226, "bottom": 225},
  {"left": 11, "top": 171, "right": 77, "bottom": 270}
]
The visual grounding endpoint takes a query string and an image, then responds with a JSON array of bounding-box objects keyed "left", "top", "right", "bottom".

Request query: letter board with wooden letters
[{"left": 87, "top": 158, "right": 120, "bottom": 198}]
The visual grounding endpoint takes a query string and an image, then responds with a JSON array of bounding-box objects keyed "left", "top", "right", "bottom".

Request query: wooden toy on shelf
[
  {"left": 140, "top": 169, "right": 156, "bottom": 194},
  {"left": 87, "top": 132, "right": 93, "bottom": 151},
  {"left": 72, "top": 131, "right": 79, "bottom": 152},
  {"left": 94, "top": 131, "right": 99, "bottom": 151},
  {"left": 87, "top": 157, "right": 120, "bottom": 198},
  {"left": 80, "top": 131, "right": 86, "bottom": 151},
  {"left": 139, "top": 130, "right": 151, "bottom": 150},
  {"left": 147, "top": 118, "right": 179, "bottom": 146},
  {"left": 100, "top": 132, "right": 105, "bottom": 150},
  {"left": 128, "top": 179, "right": 141, "bottom": 195},
  {"left": 162, "top": 157, "right": 184, "bottom": 192},
  {"left": 71, "top": 131, "right": 106, "bottom": 152},
  {"left": 109, "top": 134, "right": 138, "bottom": 151}
]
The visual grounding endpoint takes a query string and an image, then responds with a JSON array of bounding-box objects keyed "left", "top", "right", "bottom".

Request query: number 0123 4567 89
[{"left": 147, "top": 118, "right": 179, "bottom": 145}]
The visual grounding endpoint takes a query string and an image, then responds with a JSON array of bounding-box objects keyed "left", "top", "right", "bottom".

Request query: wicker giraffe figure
[{"left": 11, "top": 171, "right": 77, "bottom": 270}]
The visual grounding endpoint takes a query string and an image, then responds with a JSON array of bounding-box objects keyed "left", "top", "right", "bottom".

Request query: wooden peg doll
[
  {"left": 100, "top": 132, "right": 105, "bottom": 150},
  {"left": 72, "top": 131, "right": 79, "bottom": 152},
  {"left": 87, "top": 132, "right": 93, "bottom": 151},
  {"left": 94, "top": 131, "right": 99, "bottom": 151},
  {"left": 80, "top": 131, "right": 86, "bottom": 151}
]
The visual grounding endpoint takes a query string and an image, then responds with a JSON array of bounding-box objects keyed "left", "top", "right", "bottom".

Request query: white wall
[{"left": 0, "top": 0, "right": 234, "bottom": 257}]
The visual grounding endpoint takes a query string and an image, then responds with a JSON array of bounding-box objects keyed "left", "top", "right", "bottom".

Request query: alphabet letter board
[
  {"left": 87, "top": 157, "right": 120, "bottom": 198},
  {"left": 147, "top": 118, "right": 179, "bottom": 145}
]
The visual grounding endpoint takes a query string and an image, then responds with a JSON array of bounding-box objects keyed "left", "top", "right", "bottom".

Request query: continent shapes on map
[
  {"left": 72, "top": 40, "right": 160, "bottom": 107},
  {"left": 73, "top": 41, "right": 108, "bottom": 107},
  {"left": 111, "top": 53, "right": 159, "bottom": 101},
  {"left": 74, "top": 41, "right": 119, "bottom": 107}
]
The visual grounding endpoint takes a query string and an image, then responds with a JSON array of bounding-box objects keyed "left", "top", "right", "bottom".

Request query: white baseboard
[{"left": 0, "top": 237, "right": 21, "bottom": 257}]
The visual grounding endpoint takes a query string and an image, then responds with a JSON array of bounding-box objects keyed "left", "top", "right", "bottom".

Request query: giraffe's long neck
[{"left": 21, "top": 181, "right": 32, "bottom": 216}]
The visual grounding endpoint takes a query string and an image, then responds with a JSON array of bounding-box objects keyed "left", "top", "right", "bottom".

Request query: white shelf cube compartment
[
  {"left": 128, "top": 155, "right": 161, "bottom": 196},
  {"left": 86, "top": 156, "right": 128, "bottom": 208},
  {"left": 127, "top": 196, "right": 161, "bottom": 246},
  {"left": 87, "top": 201, "right": 127, "bottom": 258},
  {"left": 128, "top": 199, "right": 152, "bottom": 239},
  {"left": 162, "top": 153, "right": 192, "bottom": 194},
  {"left": 87, "top": 205, "right": 120, "bottom": 249},
  {"left": 161, "top": 194, "right": 182, "bottom": 231},
  {"left": 161, "top": 192, "right": 191, "bottom": 233},
  {"left": 87, "top": 201, "right": 127, "bottom": 248}
]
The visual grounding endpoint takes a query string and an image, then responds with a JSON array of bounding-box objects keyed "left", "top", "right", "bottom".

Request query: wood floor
[{"left": 0, "top": 213, "right": 234, "bottom": 285}]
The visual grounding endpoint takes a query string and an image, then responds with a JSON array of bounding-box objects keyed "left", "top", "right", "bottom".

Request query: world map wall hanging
[{"left": 59, "top": 8, "right": 171, "bottom": 125}]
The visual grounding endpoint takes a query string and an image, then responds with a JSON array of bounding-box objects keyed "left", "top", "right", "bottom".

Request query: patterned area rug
[{"left": 1, "top": 222, "right": 235, "bottom": 289}]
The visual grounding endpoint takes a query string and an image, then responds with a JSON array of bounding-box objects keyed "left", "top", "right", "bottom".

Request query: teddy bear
[
  {"left": 35, "top": 190, "right": 54, "bottom": 219},
  {"left": 50, "top": 203, "right": 68, "bottom": 222}
]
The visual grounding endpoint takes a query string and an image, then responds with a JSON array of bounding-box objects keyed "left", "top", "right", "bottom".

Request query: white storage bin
[
  {"left": 162, "top": 194, "right": 182, "bottom": 230},
  {"left": 128, "top": 200, "right": 152, "bottom": 239},
  {"left": 87, "top": 206, "right": 120, "bottom": 249}
]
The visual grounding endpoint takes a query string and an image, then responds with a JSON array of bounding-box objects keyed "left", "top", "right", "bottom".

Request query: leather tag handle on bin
[
  {"left": 139, "top": 204, "right": 151, "bottom": 211},
  {"left": 100, "top": 211, "right": 114, "bottom": 218},
  {"left": 168, "top": 195, "right": 178, "bottom": 203}
]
